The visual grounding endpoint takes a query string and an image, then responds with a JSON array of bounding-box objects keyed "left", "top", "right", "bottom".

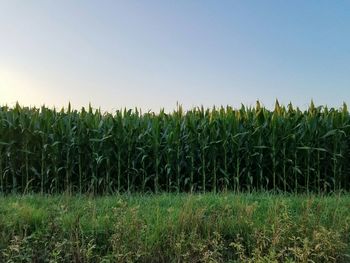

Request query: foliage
[
  {"left": 0, "top": 194, "right": 349, "bottom": 262},
  {"left": 0, "top": 101, "right": 350, "bottom": 194}
]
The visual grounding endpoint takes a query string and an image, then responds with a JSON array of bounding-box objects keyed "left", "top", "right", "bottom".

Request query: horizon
[{"left": 1, "top": 99, "right": 349, "bottom": 114}]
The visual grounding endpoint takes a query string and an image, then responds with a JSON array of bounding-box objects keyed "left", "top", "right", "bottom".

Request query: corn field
[{"left": 0, "top": 101, "right": 349, "bottom": 194}]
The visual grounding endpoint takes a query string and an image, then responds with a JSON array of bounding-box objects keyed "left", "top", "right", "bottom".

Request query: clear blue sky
[{"left": 0, "top": 0, "right": 349, "bottom": 112}]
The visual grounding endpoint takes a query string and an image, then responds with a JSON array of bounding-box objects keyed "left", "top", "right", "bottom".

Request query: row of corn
[{"left": 0, "top": 101, "right": 349, "bottom": 194}]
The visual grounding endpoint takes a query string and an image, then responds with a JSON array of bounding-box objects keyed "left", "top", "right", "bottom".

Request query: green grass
[{"left": 0, "top": 193, "right": 349, "bottom": 262}]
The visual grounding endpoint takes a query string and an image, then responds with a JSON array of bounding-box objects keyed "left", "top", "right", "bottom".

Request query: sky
[{"left": 0, "top": 0, "right": 350, "bottom": 112}]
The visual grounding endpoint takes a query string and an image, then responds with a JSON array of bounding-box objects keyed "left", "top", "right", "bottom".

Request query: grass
[{"left": 0, "top": 193, "right": 349, "bottom": 262}]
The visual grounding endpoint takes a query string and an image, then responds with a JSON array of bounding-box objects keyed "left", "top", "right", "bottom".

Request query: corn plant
[{"left": 0, "top": 101, "right": 349, "bottom": 194}]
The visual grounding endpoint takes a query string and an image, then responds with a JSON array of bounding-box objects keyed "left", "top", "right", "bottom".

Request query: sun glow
[
  {"left": 0, "top": 70, "right": 17, "bottom": 103},
  {"left": 0, "top": 69, "right": 45, "bottom": 107}
]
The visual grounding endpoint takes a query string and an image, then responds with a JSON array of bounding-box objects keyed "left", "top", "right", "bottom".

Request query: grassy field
[
  {"left": 1, "top": 103, "right": 350, "bottom": 262},
  {"left": 0, "top": 193, "right": 349, "bottom": 262}
]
